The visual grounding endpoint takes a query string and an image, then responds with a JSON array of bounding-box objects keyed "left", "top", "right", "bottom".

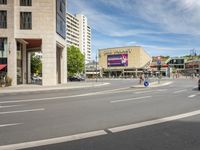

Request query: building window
[
  {"left": 20, "top": 0, "right": 32, "bottom": 6},
  {"left": 0, "top": 0, "right": 7, "bottom": 4},
  {"left": 20, "top": 12, "right": 32, "bottom": 29},
  {"left": 0, "top": 11, "right": 7, "bottom": 28},
  {"left": 0, "top": 38, "right": 7, "bottom": 64}
]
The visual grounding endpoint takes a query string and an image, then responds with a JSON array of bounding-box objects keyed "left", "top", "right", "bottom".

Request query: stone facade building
[{"left": 0, "top": 0, "right": 67, "bottom": 86}]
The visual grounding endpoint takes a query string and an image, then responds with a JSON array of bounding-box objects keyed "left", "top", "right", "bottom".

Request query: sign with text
[{"left": 107, "top": 54, "right": 128, "bottom": 67}]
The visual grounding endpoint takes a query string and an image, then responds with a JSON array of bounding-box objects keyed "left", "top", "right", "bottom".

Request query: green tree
[
  {"left": 31, "top": 53, "right": 42, "bottom": 75},
  {"left": 67, "top": 46, "right": 84, "bottom": 76}
]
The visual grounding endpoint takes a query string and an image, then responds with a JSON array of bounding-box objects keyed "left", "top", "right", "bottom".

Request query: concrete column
[
  {"left": 27, "top": 52, "right": 31, "bottom": 84},
  {"left": 7, "top": 39, "right": 17, "bottom": 86},
  {"left": 22, "top": 43, "right": 27, "bottom": 84},
  {"left": 60, "top": 47, "right": 67, "bottom": 84},
  {"left": 42, "top": 39, "right": 57, "bottom": 86}
]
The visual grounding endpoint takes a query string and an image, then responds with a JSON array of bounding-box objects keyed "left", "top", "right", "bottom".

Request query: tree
[
  {"left": 31, "top": 53, "right": 42, "bottom": 75},
  {"left": 67, "top": 45, "right": 84, "bottom": 76}
]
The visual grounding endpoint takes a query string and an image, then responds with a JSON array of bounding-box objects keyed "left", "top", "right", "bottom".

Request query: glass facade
[
  {"left": 17, "top": 42, "right": 23, "bottom": 84},
  {"left": 56, "top": 0, "right": 66, "bottom": 39},
  {"left": 0, "top": 38, "right": 7, "bottom": 64}
]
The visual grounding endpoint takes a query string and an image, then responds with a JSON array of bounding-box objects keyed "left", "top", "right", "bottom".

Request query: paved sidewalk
[{"left": 0, "top": 82, "right": 110, "bottom": 94}]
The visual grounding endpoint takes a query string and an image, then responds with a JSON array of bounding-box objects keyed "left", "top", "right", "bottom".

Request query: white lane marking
[
  {"left": 162, "top": 81, "right": 173, "bottom": 86},
  {"left": 188, "top": 94, "right": 196, "bottom": 98},
  {"left": 110, "top": 96, "right": 152, "bottom": 103},
  {"left": 134, "top": 89, "right": 167, "bottom": 94},
  {"left": 0, "top": 105, "right": 24, "bottom": 108},
  {"left": 0, "top": 130, "right": 107, "bottom": 150},
  {"left": 0, "top": 88, "right": 144, "bottom": 104},
  {"left": 0, "top": 108, "right": 45, "bottom": 115},
  {"left": 109, "top": 109, "right": 200, "bottom": 133},
  {"left": 0, "top": 123, "right": 22, "bottom": 128},
  {"left": 173, "top": 89, "right": 187, "bottom": 94}
]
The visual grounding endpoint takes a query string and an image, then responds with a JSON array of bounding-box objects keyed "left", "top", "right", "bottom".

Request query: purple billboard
[{"left": 107, "top": 54, "right": 128, "bottom": 67}]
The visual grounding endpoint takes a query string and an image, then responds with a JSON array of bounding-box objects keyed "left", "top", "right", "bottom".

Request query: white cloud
[
  {"left": 99, "top": 0, "right": 200, "bottom": 35},
  {"left": 68, "top": 0, "right": 200, "bottom": 58},
  {"left": 68, "top": 0, "right": 161, "bottom": 37}
]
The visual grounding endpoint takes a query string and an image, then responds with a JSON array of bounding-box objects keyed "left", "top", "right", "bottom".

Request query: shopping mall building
[
  {"left": 99, "top": 46, "right": 152, "bottom": 78},
  {"left": 0, "top": 0, "right": 67, "bottom": 86}
]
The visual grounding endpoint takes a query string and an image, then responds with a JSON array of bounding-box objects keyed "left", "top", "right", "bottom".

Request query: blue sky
[{"left": 67, "top": 0, "right": 200, "bottom": 60}]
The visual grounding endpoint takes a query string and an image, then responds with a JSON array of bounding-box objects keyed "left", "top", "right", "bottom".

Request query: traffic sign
[
  {"left": 157, "top": 60, "right": 161, "bottom": 65},
  {"left": 144, "top": 81, "right": 149, "bottom": 87}
]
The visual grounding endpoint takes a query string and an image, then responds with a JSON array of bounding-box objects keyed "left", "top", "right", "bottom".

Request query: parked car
[
  {"left": 31, "top": 76, "right": 42, "bottom": 83},
  {"left": 68, "top": 76, "right": 85, "bottom": 81},
  {"left": 198, "top": 78, "right": 200, "bottom": 90}
]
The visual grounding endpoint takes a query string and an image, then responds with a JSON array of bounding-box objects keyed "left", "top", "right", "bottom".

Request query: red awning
[{"left": 0, "top": 64, "right": 7, "bottom": 71}]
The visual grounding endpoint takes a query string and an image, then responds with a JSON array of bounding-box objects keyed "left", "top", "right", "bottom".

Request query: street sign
[
  {"left": 157, "top": 56, "right": 161, "bottom": 65},
  {"left": 157, "top": 60, "right": 161, "bottom": 65},
  {"left": 144, "top": 81, "right": 149, "bottom": 87}
]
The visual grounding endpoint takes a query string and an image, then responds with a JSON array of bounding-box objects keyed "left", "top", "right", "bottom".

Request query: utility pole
[{"left": 96, "top": 53, "right": 97, "bottom": 82}]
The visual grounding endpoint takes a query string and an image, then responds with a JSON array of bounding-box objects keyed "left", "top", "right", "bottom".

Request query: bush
[
  {"left": 6, "top": 76, "right": 12, "bottom": 86},
  {"left": 0, "top": 75, "right": 12, "bottom": 87}
]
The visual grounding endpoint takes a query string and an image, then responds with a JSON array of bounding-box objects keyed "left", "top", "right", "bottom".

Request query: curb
[
  {"left": 0, "top": 82, "right": 110, "bottom": 96},
  {"left": 131, "top": 81, "right": 173, "bottom": 88}
]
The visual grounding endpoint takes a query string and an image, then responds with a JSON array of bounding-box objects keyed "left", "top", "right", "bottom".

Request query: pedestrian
[{"left": 139, "top": 74, "right": 144, "bottom": 84}]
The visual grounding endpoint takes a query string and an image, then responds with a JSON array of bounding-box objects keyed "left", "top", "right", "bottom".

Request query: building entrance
[{"left": 16, "top": 39, "right": 42, "bottom": 85}]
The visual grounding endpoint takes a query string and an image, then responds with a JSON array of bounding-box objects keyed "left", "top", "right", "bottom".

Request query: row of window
[
  {"left": 0, "top": 38, "right": 7, "bottom": 62},
  {"left": 0, "top": 0, "right": 66, "bottom": 39},
  {"left": 0, "top": 11, "right": 31, "bottom": 29},
  {"left": 0, "top": 0, "right": 32, "bottom": 6},
  {"left": 0, "top": 0, "right": 6, "bottom": 4}
]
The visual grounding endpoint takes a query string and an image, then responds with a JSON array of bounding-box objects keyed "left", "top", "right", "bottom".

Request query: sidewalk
[
  {"left": 132, "top": 80, "right": 173, "bottom": 88},
  {"left": 0, "top": 82, "right": 110, "bottom": 94}
]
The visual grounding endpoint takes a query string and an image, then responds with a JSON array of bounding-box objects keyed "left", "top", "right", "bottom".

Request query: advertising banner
[{"left": 107, "top": 54, "right": 128, "bottom": 67}]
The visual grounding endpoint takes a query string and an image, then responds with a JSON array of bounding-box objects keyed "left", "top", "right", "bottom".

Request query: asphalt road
[{"left": 0, "top": 78, "right": 200, "bottom": 150}]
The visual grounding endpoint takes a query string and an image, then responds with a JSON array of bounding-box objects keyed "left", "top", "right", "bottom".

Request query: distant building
[
  {"left": 150, "top": 56, "right": 169, "bottom": 76},
  {"left": 185, "top": 60, "right": 200, "bottom": 76},
  {"left": 85, "top": 61, "right": 100, "bottom": 78},
  {"left": 166, "top": 57, "right": 185, "bottom": 70},
  {"left": 99, "top": 46, "right": 152, "bottom": 78},
  {"left": 150, "top": 57, "right": 186, "bottom": 77},
  {"left": 66, "top": 12, "right": 79, "bottom": 48},
  {"left": 66, "top": 13, "right": 91, "bottom": 64}
]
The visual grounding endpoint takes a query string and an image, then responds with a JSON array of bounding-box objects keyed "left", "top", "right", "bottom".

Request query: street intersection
[{"left": 0, "top": 78, "right": 200, "bottom": 150}]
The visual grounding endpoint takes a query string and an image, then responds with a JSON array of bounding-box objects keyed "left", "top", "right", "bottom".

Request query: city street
[{"left": 0, "top": 78, "right": 200, "bottom": 150}]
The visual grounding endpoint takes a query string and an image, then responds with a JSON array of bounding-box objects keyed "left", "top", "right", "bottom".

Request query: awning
[{"left": 0, "top": 64, "right": 7, "bottom": 71}]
